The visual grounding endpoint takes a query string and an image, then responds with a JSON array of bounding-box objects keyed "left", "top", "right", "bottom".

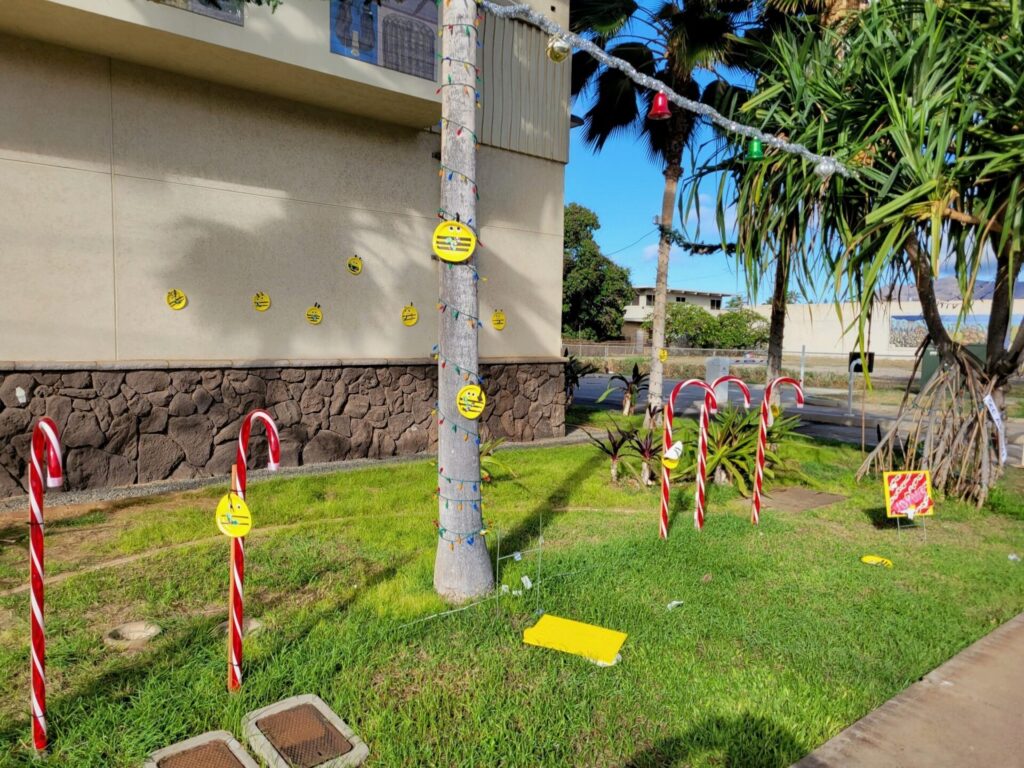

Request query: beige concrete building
[
  {"left": 0, "top": 0, "right": 569, "bottom": 496},
  {"left": 621, "top": 286, "right": 729, "bottom": 340},
  {"left": 750, "top": 299, "right": 1024, "bottom": 358}
]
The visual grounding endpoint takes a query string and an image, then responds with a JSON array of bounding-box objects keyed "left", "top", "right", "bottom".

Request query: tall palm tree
[{"left": 570, "top": 0, "right": 752, "bottom": 427}]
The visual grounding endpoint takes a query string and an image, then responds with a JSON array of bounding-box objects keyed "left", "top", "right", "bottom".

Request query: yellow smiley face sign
[
  {"left": 456, "top": 384, "right": 486, "bottom": 420},
  {"left": 432, "top": 220, "right": 477, "bottom": 263},
  {"left": 166, "top": 289, "right": 188, "bottom": 311},
  {"left": 401, "top": 303, "right": 419, "bottom": 327},
  {"left": 346, "top": 255, "right": 363, "bottom": 276},
  {"left": 659, "top": 348, "right": 668, "bottom": 363},
  {"left": 491, "top": 309, "right": 507, "bottom": 331},
  {"left": 252, "top": 292, "right": 271, "bottom": 312},
  {"left": 306, "top": 304, "right": 323, "bottom": 325},
  {"left": 216, "top": 493, "right": 252, "bottom": 538}
]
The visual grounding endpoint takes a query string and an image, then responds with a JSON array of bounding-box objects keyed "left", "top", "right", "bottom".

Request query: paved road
[{"left": 573, "top": 375, "right": 1024, "bottom": 464}]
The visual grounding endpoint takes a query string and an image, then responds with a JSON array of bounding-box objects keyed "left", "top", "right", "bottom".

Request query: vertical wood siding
[{"left": 479, "top": 15, "right": 569, "bottom": 163}]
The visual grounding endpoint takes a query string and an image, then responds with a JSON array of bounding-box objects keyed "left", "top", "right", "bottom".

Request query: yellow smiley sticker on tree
[
  {"left": 346, "top": 255, "right": 363, "bottom": 276},
  {"left": 432, "top": 220, "right": 477, "bottom": 263},
  {"left": 491, "top": 309, "right": 507, "bottom": 331},
  {"left": 659, "top": 348, "right": 668, "bottom": 363},
  {"left": 166, "top": 289, "right": 188, "bottom": 310},
  {"left": 306, "top": 303, "right": 323, "bottom": 325},
  {"left": 456, "top": 384, "right": 486, "bottom": 420},
  {"left": 252, "top": 292, "right": 271, "bottom": 312},
  {"left": 216, "top": 492, "right": 252, "bottom": 538},
  {"left": 401, "top": 303, "right": 419, "bottom": 327}
]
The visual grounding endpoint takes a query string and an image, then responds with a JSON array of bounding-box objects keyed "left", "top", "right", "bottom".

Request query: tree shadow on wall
[{"left": 623, "top": 712, "right": 808, "bottom": 768}]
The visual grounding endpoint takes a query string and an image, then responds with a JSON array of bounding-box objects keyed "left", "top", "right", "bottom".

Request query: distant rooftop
[{"left": 631, "top": 286, "right": 730, "bottom": 299}]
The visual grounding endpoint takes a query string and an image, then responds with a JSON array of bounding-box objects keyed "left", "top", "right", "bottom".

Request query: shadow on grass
[
  {"left": 494, "top": 452, "right": 604, "bottom": 569},
  {"left": 623, "top": 712, "right": 808, "bottom": 768},
  {"left": 862, "top": 506, "right": 895, "bottom": 528},
  {"left": 0, "top": 552, "right": 411, "bottom": 762}
]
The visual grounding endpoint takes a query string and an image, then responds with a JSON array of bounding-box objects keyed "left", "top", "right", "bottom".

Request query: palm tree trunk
[
  {"left": 433, "top": 0, "right": 493, "bottom": 601},
  {"left": 766, "top": 254, "right": 789, "bottom": 383},
  {"left": 644, "top": 165, "right": 682, "bottom": 428}
]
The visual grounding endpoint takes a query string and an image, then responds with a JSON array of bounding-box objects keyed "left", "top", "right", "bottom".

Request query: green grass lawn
[{"left": 0, "top": 440, "right": 1022, "bottom": 767}]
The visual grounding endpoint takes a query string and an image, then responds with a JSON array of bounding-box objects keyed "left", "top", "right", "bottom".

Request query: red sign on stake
[{"left": 883, "top": 470, "right": 934, "bottom": 518}]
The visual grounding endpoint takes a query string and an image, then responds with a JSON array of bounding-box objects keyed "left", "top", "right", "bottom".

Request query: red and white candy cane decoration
[
  {"left": 227, "top": 409, "right": 280, "bottom": 692},
  {"left": 694, "top": 376, "right": 752, "bottom": 530},
  {"left": 660, "top": 379, "right": 718, "bottom": 538},
  {"left": 751, "top": 377, "right": 804, "bottom": 525},
  {"left": 28, "top": 418, "right": 63, "bottom": 752}
]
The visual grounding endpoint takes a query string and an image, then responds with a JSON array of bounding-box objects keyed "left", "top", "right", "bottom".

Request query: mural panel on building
[
  {"left": 330, "top": 0, "right": 436, "bottom": 80},
  {"left": 890, "top": 313, "right": 1024, "bottom": 348},
  {"left": 154, "top": 0, "right": 244, "bottom": 25}
]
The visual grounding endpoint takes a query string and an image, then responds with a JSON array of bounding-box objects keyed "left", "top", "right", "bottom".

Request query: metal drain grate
[
  {"left": 157, "top": 741, "right": 246, "bottom": 768},
  {"left": 256, "top": 703, "right": 354, "bottom": 768}
]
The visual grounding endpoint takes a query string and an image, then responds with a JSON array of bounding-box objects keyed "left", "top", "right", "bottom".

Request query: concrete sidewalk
[{"left": 794, "top": 612, "right": 1024, "bottom": 767}]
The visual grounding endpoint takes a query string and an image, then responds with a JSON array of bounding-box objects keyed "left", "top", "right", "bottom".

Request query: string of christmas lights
[
  {"left": 434, "top": 519, "right": 489, "bottom": 547},
  {"left": 438, "top": 54, "right": 482, "bottom": 74},
  {"left": 438, "top": 164, "right": 480, "bottom": 197},
  {"left": 438, "top": 117, "right": 479, "bottom": 146},
  {"left": 437, "top": 300, "right": 481, "bottom": 328},
  {"left": 438, "top": 467, "right": 483, "bottom": 491},
  {"left": 436, "top": 492, "right": 484, "bottom": 512},
  {"left": 434, "top": 406, "right": 482, "bottom": 444},
  {"left": 432, "top": 345, "right": 485, "bottom": 383},
  {"left": 479, "top": 0, "right": 852, "bottom": 179}
]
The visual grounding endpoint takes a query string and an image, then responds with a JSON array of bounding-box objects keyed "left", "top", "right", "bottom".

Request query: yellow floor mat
[{"left": 523, "top": 614, "right": 627, "bottom": 666}]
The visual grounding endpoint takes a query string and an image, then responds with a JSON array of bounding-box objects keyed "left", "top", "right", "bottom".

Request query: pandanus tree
[
  {"left": 570, "top": 0, "right": 752, "bottom": 427},
  {"left": 724, "top": 0, "right": 1024, "bottom": 503},
  {"left": 682, "top": 1, "right": 837, "bottom": 383}
]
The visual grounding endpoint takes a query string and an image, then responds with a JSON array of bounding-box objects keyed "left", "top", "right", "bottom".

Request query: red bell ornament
[{"left": 648, "top": 92, "right": 671, "bottom": 121}]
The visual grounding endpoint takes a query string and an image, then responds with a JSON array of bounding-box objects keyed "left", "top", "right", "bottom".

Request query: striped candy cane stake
[
  {"left": 227, "top": 409, "right": 280, "bottom": 692},
  {"left": 751, "top": 377, "right": 804, "bottom": 525},
  {"left": 695, "top": 376, "right": 751, "bottom": 530},
  {"left": 28, "top": 418, "right": 63, "bottom": 753},
  {"left": 660, "top": 379, "right": 718, "bottom": 538}
]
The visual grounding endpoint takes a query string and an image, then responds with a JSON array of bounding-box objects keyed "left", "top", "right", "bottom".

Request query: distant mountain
[{"left": 885, "top": 277, "right": 1024, "bottom": 303}]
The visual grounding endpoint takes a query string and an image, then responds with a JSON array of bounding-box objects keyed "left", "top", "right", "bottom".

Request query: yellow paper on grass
[{"left": 523, "top": 614, "right": 627, "bottom": 666}]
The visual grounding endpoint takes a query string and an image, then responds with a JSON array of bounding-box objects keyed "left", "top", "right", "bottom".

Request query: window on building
[
  {"left": 710, "top": 298, "right": 722, "bottom": 310},
  {"left": 645, "top": 295, "right": 654, "bottom": 307},
  {"left": 675, "top": 296, "right": 686, "bottom": 303}
]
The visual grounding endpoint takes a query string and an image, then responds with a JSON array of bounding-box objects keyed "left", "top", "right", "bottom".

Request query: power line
[{"left": 604, "top": 228, "right": 658, "bottom": 257}]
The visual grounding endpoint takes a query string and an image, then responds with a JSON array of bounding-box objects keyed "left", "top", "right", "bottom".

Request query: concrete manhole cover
[
  {"left": 103, "top": 621, "right": 161, "bottom": 650},
  {"left": 144, "top": 731, "right": 258, "bottom": 768},
  {"left": 763, "top": 487, "right": 847, "bottom": 513},
  {"left": 157, "top": 741, "right": 246, "bottom": 768},
  {"left": 258, "top": 704, "right": 353, "bottom": 767},
  {"left": 243, "top": 694, "right": 369, "bottom": 767}
]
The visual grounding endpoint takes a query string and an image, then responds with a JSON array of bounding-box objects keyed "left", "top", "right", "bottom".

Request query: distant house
[{"left": 621, "top": 287, "right": 729, "bottom": 340}]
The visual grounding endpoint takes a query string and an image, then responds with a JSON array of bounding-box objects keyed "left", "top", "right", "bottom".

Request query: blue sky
[{"left": 564, "top": 126, "right": 747, "bottom": 298}]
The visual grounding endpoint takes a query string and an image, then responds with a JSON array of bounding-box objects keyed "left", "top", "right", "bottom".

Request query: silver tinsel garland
[{"left": 481, "top": 1, "right": 850, "bottom": 179}]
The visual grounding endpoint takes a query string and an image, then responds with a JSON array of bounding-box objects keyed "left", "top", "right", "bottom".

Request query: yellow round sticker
[
  {"left": 491, "top": 309, "right": 507, "bottom": 331},
  {"left": 401, "top": 303, "right": 419, "bottom": 327},
  {"left": 346, "top": 255, "right": 363, "bottom": 276},
  {"left": 306, "top": 304, "right": 323, "bottom": 325},
  {"left": 860, "top": 555, "right": 893, "bottom": 568},
  {"left": 166, "top": 289, "right": 188, "bottom": 311},
  {"left": 456, "top": 384, "right": 486, "bottom": 420},
  {"left": 252, "top": 292, "right": 271, "bottom": 312},
  {"left": 659, "top": 348, "right": 668, "bottom": 363},
  {"left": 216, "top": 493, "right": 252, "bottom": 538},
  {"left": 432, "top": 220, "right": 477, "bottom": 263}
]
